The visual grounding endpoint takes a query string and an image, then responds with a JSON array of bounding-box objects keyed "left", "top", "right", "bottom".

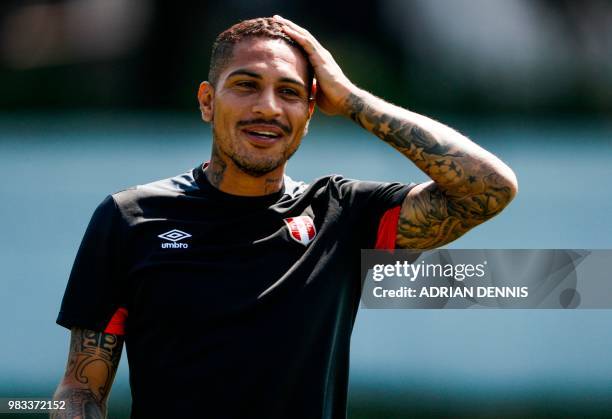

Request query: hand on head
[{"left": 273, "top": 15, "right": 357, "bottom": 117}]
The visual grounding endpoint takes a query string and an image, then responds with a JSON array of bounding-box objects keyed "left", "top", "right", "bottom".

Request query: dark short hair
[{"left": 208, "top": 17, "right": 314, "bottom": 92}]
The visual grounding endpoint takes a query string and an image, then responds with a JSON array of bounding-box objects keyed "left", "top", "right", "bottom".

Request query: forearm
[
  {"left": 51, "top": 329, "right": 123, "bottom": 419},
  {"left": 344, "top": 89, "right": 518, "bottom": 203},
  {"left": 51, "top": 383, "right": 106, "bottom": 419}
]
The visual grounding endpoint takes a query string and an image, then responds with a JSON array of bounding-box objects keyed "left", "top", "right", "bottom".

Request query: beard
[{"left": 212, "top": 125, "right": 300, "bottom": 177}]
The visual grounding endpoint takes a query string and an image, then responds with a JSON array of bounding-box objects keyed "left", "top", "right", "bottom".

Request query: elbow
[
  {"left": 503, "top": 167, "right": 519, "bottom": 203},
  {"left": 506, "top": 166, "right": 519, "bottom": 201},
  {"left": 493, "top": 164, "right": 518, "bottom": 212},
  {"left": 472, "top": 164, "right": 518, "bottom": 221}
]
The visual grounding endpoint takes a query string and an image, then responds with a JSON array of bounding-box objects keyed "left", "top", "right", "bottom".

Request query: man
[{"left": 52, "top": 16, "right": 517, "bottom": 419}]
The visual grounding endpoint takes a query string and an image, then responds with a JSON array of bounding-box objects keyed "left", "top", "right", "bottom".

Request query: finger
[
  {"left": 281, "top": 26, "right": 330, "bottom": 70},
  {"left": 278, "top": 24, "right": 316, "bottom": 55},
  {"left": 273, "top": 15, "right": 307, "bottom": 33},
  {"left": 273, "top": 15, "right": 324, "bottom": 51}
]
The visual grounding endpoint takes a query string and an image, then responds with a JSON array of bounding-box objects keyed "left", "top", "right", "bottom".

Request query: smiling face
[{"left": 198, "top": 37, "right": 313, "bottom": 178}]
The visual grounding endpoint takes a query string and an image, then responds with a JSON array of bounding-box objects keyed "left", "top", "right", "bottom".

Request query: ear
[{"left": 198, "top": 81, "right": 214, "bottom": 122}]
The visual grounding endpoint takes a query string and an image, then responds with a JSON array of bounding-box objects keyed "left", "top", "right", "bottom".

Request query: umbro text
[{"left": 161, "top": 242, "right": 189, "bottom": 249}]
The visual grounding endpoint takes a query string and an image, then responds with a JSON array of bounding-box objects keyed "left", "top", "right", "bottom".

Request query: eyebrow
[
  {"left": 226, "top": 69, "right": 307, "bottom": 90},
  {"left": 279, "top": 77, "right": 307, "bottom": 90},
  {"left": 226, "top": 69, "right": 262, "bottom": 80}
]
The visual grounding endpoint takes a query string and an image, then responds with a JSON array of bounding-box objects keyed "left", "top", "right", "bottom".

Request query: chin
[{"left": 230, "top": 155, "right": 285, "bottom": 177}]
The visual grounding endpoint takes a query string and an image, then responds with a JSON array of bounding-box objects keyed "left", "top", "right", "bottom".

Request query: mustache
[{"left": 237, "top": 118, "right": 291, "bottom": 135}]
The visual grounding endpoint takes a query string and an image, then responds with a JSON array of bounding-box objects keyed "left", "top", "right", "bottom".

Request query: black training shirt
[{"left": 57, "top": 163, "right": 415, "bottom": 419}]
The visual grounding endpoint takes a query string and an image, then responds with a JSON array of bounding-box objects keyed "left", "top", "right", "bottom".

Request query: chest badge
[{"left": 283, "top": 216, "right": 317, "bottom": 246}]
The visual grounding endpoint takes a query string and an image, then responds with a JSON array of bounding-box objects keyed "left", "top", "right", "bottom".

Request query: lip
[{"left": 241, "top": 124, "right": 286, "bottom": 147}]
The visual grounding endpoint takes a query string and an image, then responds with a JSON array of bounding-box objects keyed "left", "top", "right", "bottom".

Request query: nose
[{"left": 252, "top": 87, "right": 282, "bottom": 118}]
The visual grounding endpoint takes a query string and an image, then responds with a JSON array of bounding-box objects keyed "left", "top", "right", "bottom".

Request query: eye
[
  {"left": 235, "top": 81, "right": 257, "bottom": 89},
  {"left": 279, "top": 87, "right": 299, "bottom": 96}
]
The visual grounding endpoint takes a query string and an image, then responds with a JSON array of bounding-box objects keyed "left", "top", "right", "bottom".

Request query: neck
[{"left": 204, "top": 154, "right": 285, "bottom": 197}]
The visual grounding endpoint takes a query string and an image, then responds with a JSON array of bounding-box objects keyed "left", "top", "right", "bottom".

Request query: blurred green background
[{"left": 1, "top": 0, "right": 611, "bottom": 418}]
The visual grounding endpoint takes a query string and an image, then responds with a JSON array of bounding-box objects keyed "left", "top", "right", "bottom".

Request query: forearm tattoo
[
  {"left": 51, "top": 387, "right": 104, "bottom": 419},
  {"left": 52, "top": 329, "right": 123, "bottom": 418},
  {"left": 346, "top": 93, "right": 515, "bottom": 249}
]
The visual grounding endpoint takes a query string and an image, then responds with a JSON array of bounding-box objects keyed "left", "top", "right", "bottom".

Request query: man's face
[{"left": 200, "top": 37, "right": 312, "bottom": 177}]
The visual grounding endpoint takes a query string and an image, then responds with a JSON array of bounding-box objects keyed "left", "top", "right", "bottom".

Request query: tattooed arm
[
  {"left": 345, "top": 91, "right": 518, "bottom": 249},
  {"left": 51, "top": 328, "right": 124, "bottom": 419},
  {"left": 277, "top": 16, "right": 518, "bottom": 249}
]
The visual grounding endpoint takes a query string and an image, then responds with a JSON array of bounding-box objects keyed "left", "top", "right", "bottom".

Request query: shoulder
[
  {"left": 297, "top": 174, "right": 354, "bottom": 194},
  {"left": 303, "top": 174, "right": 412, "bottom": 199},
  {"left": 105, "top": 168, "right": 198, "bottom": 219},
  {"left": 114, "top": 169, "right": 197, "bottom": 200}
]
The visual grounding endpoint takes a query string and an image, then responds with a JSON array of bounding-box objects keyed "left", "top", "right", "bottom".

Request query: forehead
[{"left": 219, "top": 37, "right": 309, "bottom": 84}]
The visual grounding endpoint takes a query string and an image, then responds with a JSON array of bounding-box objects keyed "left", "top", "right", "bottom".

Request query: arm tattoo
[
  {"left": 66, "top": 329, "right": 122, "bottom": 396},
  {"left": 395, "top": 178, "right": 513, "bottom": 249},
  {"left": 52, "top": 328, "right": 124, "bottom": 419},
  {"left": 51, "top": 387, "right": 104, "bottom": 419},
  {"left": 346, "top": 92, "right": 516, "bottom": 249},
  {"left": 347, "top": 93, "right": 463, "bottom": 171}
]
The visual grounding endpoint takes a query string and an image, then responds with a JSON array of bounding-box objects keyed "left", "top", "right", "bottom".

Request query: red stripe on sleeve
[
  {"left": 374, "top": 206, "right": 401, "bottom": 251},
  {"left": 104, "top": 307, "right": 128, "bottom": 335}
]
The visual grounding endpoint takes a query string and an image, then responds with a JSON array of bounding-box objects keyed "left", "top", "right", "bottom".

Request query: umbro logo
[{"left": 158, "top": 229, "right": 191, "bottom": 249}]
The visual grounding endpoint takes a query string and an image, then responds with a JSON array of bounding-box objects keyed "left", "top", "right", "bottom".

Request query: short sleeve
[
  {"left": 335, "top": 177, "right": 417, "bottom": 249},
  {"left": 56, "top": 195, "right": 128, "bottom": 332}
]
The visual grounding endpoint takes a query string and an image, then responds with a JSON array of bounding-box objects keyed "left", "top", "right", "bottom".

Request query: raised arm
[
  {"left": 51, "top": 328, "right": 123, "bottom": 419},
  {"left": 276, "top": 15, "right": 518, "bottom": 249},
  {"left": 344, "top": 91, "right": 518, "bottom": 249}
]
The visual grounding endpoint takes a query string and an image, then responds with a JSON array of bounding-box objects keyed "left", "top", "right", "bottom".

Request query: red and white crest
[{"left": 283, "top": 216, "right": 317, "bottom": 246}]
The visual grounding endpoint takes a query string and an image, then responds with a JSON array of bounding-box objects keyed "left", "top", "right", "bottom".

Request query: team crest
[{"left": 283, "top": 216, "right": 317, "bottom": 246}]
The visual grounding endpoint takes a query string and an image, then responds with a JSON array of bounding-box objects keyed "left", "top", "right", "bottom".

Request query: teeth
[{"left": 252, "top": 131, "right": 278, "bottom": 136}]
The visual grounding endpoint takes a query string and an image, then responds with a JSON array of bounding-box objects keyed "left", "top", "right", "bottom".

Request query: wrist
[{"left": 340, "top": 86, "right": 368, "bottom": 120}]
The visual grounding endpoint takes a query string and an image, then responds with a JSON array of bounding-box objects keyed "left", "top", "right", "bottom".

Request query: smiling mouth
[
  {"left": 237, "top": 119, "right": 291, "bottom": 144},
  {"left": 244, "top": 129, "right": 282, "bottom": 140},
  {"left": 240, "top": 124, "right": 290, "bottom": 147},
  {"left": 241, "top": 129, "right": 286, "bottom": 148}
]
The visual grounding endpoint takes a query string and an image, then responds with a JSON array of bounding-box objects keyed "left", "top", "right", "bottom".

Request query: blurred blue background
[{"left": 1, "top": 0, "right": 611, "bottom": 417}]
